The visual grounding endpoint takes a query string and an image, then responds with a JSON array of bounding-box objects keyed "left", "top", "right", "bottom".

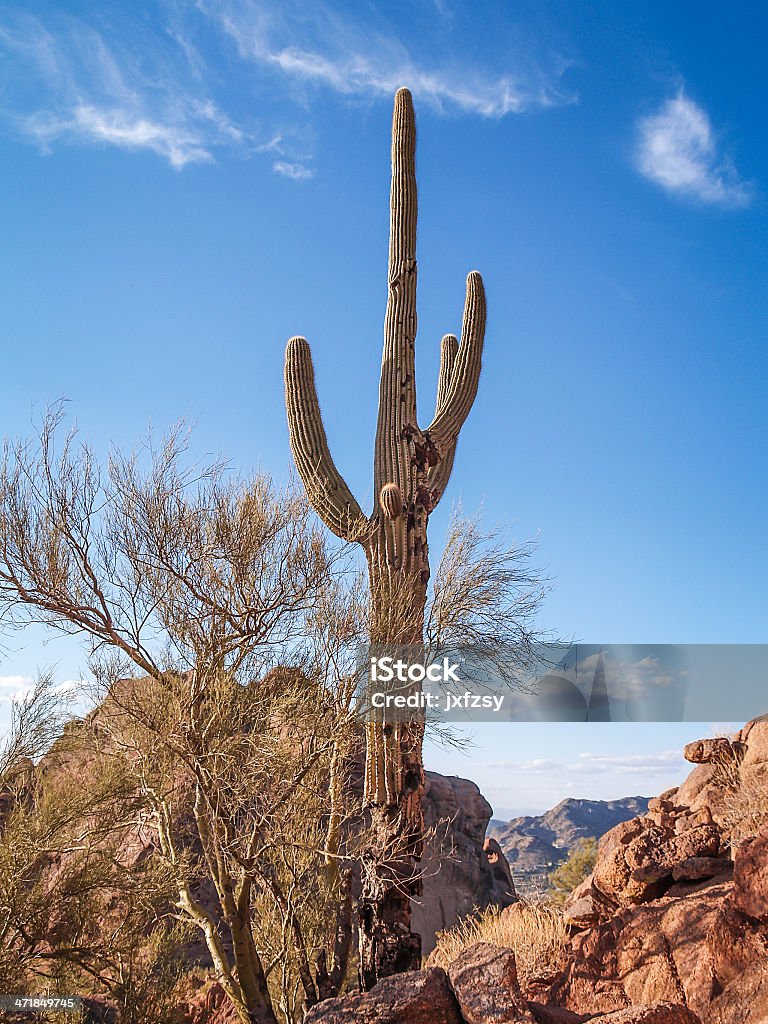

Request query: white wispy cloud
[
  {"left": 0, "top": 674, "right": 35, "bottom": 690},
  {"left": 0, "top": 3, "right": 571, "bottom": 172},
  {"left": 273, "top": 159, "right": 314, "bottom": 180},
  {"left": 476, "top": 749, "right": 684, "bottom": 778},
  {"left": 0, "top": 675, "right": 83, "bottom": 704},
  {"left": 635, "top": 92, "right": 751, "bottom": 207},
  {"left": 573, "top": 750, "right": 683, "bottom": 775},
  {"left": 202, "top": 0, "right": 572, "bottom": 116},
  {"left": 0, "top": 10, "right": 251, "bottom": 169}
]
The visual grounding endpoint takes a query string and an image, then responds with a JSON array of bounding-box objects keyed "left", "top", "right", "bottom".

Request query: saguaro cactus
[{"left": 284, "top": 87, "right": 486, "bottom": 987}]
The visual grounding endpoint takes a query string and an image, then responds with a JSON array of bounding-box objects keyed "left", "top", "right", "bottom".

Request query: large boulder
[
  {"left": 710, "top": 961, "right": 768, "bottom": 1024},
  {"left": 591, "top": 817, "right": 721, "bottom": 907},
  {"left": 739, "top": 717, "right": 768, "bottom": 768},
  {"left": 447, "top": 942, "right": 534, "bottom": 1023},
  {"left": 732, "top": 831, "right": 768, "bottom": 921},
  {"left": 303, "top": 968, "right": 463, "bottom": 1024},
  {"left": 545, "top": 880, "right": 732, "bottom": 1018},
  {"left": 674, "top": 763, "right": 716, "bottom": 809},
  {"left": 416, "top": 772, "right": 517, "bottom": 954}
]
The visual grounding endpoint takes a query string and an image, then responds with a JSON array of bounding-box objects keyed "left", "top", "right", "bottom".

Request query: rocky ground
[{"left": 303, "top": 717, "right": 768, "bottom": 1024}]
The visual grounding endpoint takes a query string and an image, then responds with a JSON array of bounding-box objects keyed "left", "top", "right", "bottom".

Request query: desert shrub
[
  {"left": 712, "top": 756, "right": 768, "bottom": 847},
  {"left": 707, "top": 731, "right": 768, "bottom": 847},
  {"left": 427, "top": 900, "right": 568, "bottom": 988},
  {"left": 547, "top": 837, "right": 598, "bottom": 904}
]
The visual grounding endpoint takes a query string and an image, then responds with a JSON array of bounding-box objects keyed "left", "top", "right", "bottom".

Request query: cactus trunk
[{"left": 284, "top": 87, "right": 486, "bottom": 988}]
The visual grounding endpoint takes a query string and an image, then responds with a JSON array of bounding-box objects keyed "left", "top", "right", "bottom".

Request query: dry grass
[
  {"left": 427, "top": 900, "right": 568, "bottom": 988},
  {"left": 719, "top": 766, "right": 768, "bottom": 847},
  {"left": 709, "top": 732, "right": 768, "bottom": 847}
]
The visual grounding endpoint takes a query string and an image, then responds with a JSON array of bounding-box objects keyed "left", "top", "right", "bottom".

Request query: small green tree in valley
[{"left": 548, "top": 837, "right": 598, "bottom": 904}]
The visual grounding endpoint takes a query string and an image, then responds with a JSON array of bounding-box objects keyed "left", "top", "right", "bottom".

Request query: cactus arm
[
  {"left": 435, "top": 333, "right": 458, "bottom": 410},
  {"left": 425, "top": 271, "right": 486, "bottom": 455},
  {"left": 284, "top": 336, "right": 368, "bottom": 540},
  {"left": 427, "top": 335, "right": 458, "bottom": 502},
  {"left": 374, "top": 87, "right": 419, "bottom": 500}
]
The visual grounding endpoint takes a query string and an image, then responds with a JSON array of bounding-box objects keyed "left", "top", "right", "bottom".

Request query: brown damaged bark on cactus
[{"left": 283, "top": 87, "right": 486, "bottom": 990}]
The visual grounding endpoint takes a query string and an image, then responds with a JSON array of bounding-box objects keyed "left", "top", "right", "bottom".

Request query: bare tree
[{"left": 0, "top": 412, "right": 364, "bottom": 1024}]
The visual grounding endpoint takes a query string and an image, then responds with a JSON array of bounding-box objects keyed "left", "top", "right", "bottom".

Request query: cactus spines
[{"left": 284, "top": 86, "right": 486, "bottom": 986}]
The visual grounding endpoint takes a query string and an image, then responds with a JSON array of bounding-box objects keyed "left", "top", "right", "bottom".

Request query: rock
[
  {"left": 447, "top": 942, "right": 535, "bottom": 1023},
  {"left": 661, "top": 825, "right": 720, "bottom": 862},
  {"left": 592, "top": 818, "right": 658, "bottom": 905},
  {"left": 594, "top": 1005, "right": 701, "bottom": 1023},
  {"left": 684, "top": 738, "right": 743, "bottom": 765},
  {"left": 647, "top": 798, "right": 674, "bottom": 814},
  {"left": 710, "top": 960, "right": 768, "bottom": 1024},
  {"left": 545, "top": 880, "right": 733, "bottom": 1019},
  {"left": 671, "top": 856, "right": 730, "bottom": 882},
  {"left": 732, "top": 831, "right": 768, "bottom": 920},
  {"left": 657, "top": 788, "right": 679, "bottom": 803},
  {"left": 484, "top": 836, "right": 519, "bottom": 901},
  {"left": 674, "top": 764, "right": 717, "bottom": 809},
  {"left": 303, "top": 968, "right": 463, "bottom": 1024},
  {"left": 564, "top": 894, "right": 599, "bottom": 929},
  {"left": 740, "top": 717, "right": 768, "bottom": 768},
  {"left": 592, "top": 819, "right": 721, "bottom": 907},
  {"left": 416, "top": 772, "right": 517, "bottom": 955},
  {"left": 181, "top": 983, "right": 241, "bottom": 1024},
  {"left": 528, "top": 1004, "right": 589, "bottom": 1023},
  {"left": 707, "top": 899, "right": 767, "bottom": 986}
]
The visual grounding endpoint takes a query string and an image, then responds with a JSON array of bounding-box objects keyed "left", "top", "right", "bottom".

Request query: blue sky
[{"left": 0, "top": 1, "right": 765, "bottom": 815}]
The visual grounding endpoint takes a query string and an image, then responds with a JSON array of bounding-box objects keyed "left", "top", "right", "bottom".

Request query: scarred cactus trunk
[{"left": 284, "top": 87, "right": 486, "bottom": 989}]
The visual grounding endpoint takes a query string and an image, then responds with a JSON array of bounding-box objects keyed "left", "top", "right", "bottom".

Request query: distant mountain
[{"left": 487, "top": 796, "right": 651, "bottom": 894}]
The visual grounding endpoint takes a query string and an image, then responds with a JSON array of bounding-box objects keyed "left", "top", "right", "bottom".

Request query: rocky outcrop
[
  {"left": 303, "top": 967, "right": 463, "bottom": 1024},
  {"left": 546, "top": 717, "right": 768, "bottom": 1024},
  {"left": 416, "top": 772, "right": 517, "bottom": 954}
]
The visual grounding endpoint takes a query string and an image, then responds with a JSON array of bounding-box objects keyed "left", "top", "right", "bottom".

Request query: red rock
[
  {"left": 684, "top": 738, "right": 741, "bottom": 765},
  {"left": 675, "top": 764, "right": 716, "bottom": 808},
  {"left": 303, "top": 968, "right": 463, "bottom": 1024},
  {"left": 732, "top": 832, "right": 768, "bottom": 920},
  {"left": 710, "top": 961, "right": 768, "bottom": 1024},
  {"left": 564, "top": 894, "right": 599, "bottom": 929},
  {"left": 671, "top": 856, "right": 730, "bottom": 882},
  {"left": 546, "top": 880, "right": 733, "bottom": 1019},
  {"left": 447, "top": 942, "right": 535, "bottom": 1023},
  {"left": 595, "top": 1005, "right": 701, "bottom": 1023},
  {"left": 740, "top": 718, "right": 768, "bottom": 768},
  {"left": 707, "top": 899, "right": 767, "bottom": 986},
  {"left": 528, "top": 1004, "right": 589, "bottom": 1023},
  {"left": 181, "top": 983, "right": 241, "bottom": 1024},
  {"left": 592, "top": 818, "right": 721, "bottom": 907}
]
